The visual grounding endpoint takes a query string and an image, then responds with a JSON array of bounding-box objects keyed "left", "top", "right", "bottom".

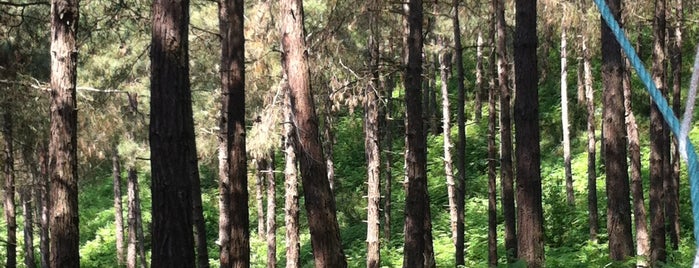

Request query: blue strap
[{"left": 592, "top": 0, "right": 699, "bottom": 252}]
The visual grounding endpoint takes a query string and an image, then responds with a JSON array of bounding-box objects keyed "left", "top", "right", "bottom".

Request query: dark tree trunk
[
  {"left": 668, "top": 0, "right": 683, "bottom": 250},
  {"left": 3, "top": 110, "right": 17, "bottom": 268},
  {"left": 21, "top": 186, "right": 35, "bottom": 268},
  {"left": 474, "top": 30, "right": 484, "bottom": 122},
  {"left": 487, "top": 12, "right": 498, "bottom": 267},
  {"left": 650, "top": 0, "right": 668, "bottom": 264},
  {"left": 149, "top": 0, "right": 196, "bottom": 265},
  {"left": 256, "top": 158, "right": 267, "bottom": 238},
  {"left": 38, "top": 146, "right": 49, "bottom": 268},
  {"left": 452, "top": 0, "right": 467, "bottom": 264},
  {"left": 322, "top": 87, "right": 336, "bottom": 191},
  {"left": 402, "top": 0, "right": 430, "bottom": 267},
  {"left": 49, "top": 0, "right": 80, "bottom": 266},
  {"left": 265, "top": 152, "right": 277, "bottom": 268},
  {"left": 218, "top": 0, "right": 250, "bottom": 266},
  {"left": 192, "top": 159, "right": 209, "bottom": 268},
  {"left": 113, "top": 149, "right": 125, "bottom": 266},
  {"left": 514, "top": 0, "right": 544, "bottom": 266},
  {"left": 279, "top": 1, "right": 347, "bottom": 266},
  {"left": 366, "top": 0, "right": 381, "bottom": 265},
  {"left": 382, "top": 76, "right": 395, "bottom": 242},
  {"left": 126, "top": 167, "right": 147, "bottom": 268},
  {"left": 624, "top": 55, "right": 649, "bottom": 265},
  {"left": 283, "top": 83, "right": 301, "bottom": 268},
  {"left": 495, "top": 0, "right": 517, "bottom": 261},
  {"left": 581, "top": 31, "right": 599, "bottom": 242},
  {"left": 601, "top": 0, "right": 634, "bottom": 260}
]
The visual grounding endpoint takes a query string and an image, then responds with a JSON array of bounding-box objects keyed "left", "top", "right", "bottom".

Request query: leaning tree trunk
[
  {"left": 218, "top": 0, "right": 250, "bottom": 266},
  {"left": 279, "top": 0, "right": 347, "bottom": 266},
  {"left": 402, "top": 0, "right": 431, "bottom": 267},
  {"left": 150, "top": 0, "right": 197, "bottom": 265},
  {"left": 113, "top": 148, "right": 125, "bottom": 266},
  {"left": 582, "top": 30, "right": 599, "bottom": 242},
  {"left": 495, "top": 0, "right": 517, "bottom": 261},
  {"left": 452, "top": 0, "right": 467, "bottom": 264},
  {"left": 601, "top": 0, "right": 634, "bottom": 260},
  {"left": 365, "top": 0, "right": 382, "bottom": 265},
  {"left": 650, "top": 0, "right": 668, "bottom": 264},
  {"left": 3, "top": 110, "right": 16, "bottom": 268},
  {"left": 49, "top": 0, "right": 80, "bottom": 266},
  {"left": 514, "top": 0, "right": 544, "bottom": 266},
  {"left": 283, "top": 83, "right": 301, "bottom": 268},
  {"left": 560, "top": 24, "right": 575, "bottom": 206},
  {"left": 265, "top": 152, "right": 277, "bottom": 268},
  {"left": 668, "top": 0, "right": 683, "bottom": 250}
]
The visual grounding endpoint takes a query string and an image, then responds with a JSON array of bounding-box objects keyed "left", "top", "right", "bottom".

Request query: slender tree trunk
[
  {"left": 601, "top": 0, "right": 634, "bottom": 260},
  {"left": 283, "top": 83, "right": 301, "bottom": 268},
  {"left": 514, "top": 0, "right": 544, "bottom": 266},
  {"left": 135, "top": 172, "right": 147, "bottom": 268},
  {"left": 474, "top": 30, "right": 484, "bottom": 122},
  {"left": 582, "top": 32, "right": 599, "bottom": 242},
  {"left": 38, "top": 146, "right": 49, "bottom": 268},
  {"left": 192, "top": 166, "right": 209, "bottom": 268},
  {"left": 452, "top": 0, "right": 467, "bottom": 264},
  {"left": 49, "top": 0, "right": 80, "bottom": 265},
  {"left": 3, "top": 110, "right": 17, "bottom": 268},
  {"left": 382, "top": 76, "right": 395, "bottom": 242},
  {"left": 113, "top": 148, "right": 125, "bottom": 266},
  {"left": 266, "top": 152, "right": 277, "bottom": 268},
  {"left": 402, "top": 0, "right": 430, "bottom": 266},
  {"left": 366, "top": 0, "right": 381, "bottom": 265},
  {"left": 438, "top": 38, "right": 458, "bottom": 249},
  {"left": 495, "top": 0, "right": 517, "bottom": 261},
  {"left": 21, "top": 185, "right": 36, "bottom": 268},
  {"left": 150, "top": 0, "right": 196, "bottom": 265},
  {"left": 624, "top": 54, "right": 649, "bottom": 266},
  {"left": 650, "top": 0, "right": 668, "bottom": 264},
  {"left": 560, "top": 25, "right": 575, "bottom": 206},
  {"left": 219, "top": 0, "right": 250, "bottom": 266},
  {"left": 127, "top": 168, "right": 138, "bottom": 268},
  {"left": 668, "top": 0, "right": 683, "bottom": 250},
  {"left": 256, "top": 158, "right": 267, "bottom": 238},
  {"left": 322, "top": 87, "right": 336, "bottom": 191},
  {"left": 279, "top": 1, "right": 347, "bottom": 266},
  {"left": 487, "top": 13, "right": 498, "bottom": 267}
]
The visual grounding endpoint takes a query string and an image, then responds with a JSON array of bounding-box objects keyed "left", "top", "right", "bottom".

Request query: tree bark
[
  {"left": 495, "top": 0, "right": 517, "bottom": 261},
  {"left": 560, "top": 24, "right": 575, "bottom": 206},
  {"left": 113, "top": 148, "right": 125, "bottom": 266},
  {"left": 256, "top": 158, "right": 267, "bottom": 239},
  {"left": 514, "top": 0, "right": 544, "bottom": 266},
  {"left": 382, "top": 76, "right": 395, "bottom": 242},
  {"left": 149, "top": 0, "right": 196, "bottom": 265},
  {"left": 3, "top": 110, "right": 17, "bottom": 268},
  {"left": 488, "top": 11, "right": 498, "bottom": 267},
  {"left": 322, "top": 87, "right": 336, "bottom": 191},
  {"left": 452, "top": 0, "right": 467, "bottom": 264},
  {"left": 601, "top": 0, "right": 634, "bottom": 260},
  {"left": 650, "top": 0, "right": 668, "bottom": 264},
  {"left": 438, "top": 37, "right": 458, "bottom": 252},
  {"left": 623, "top": 54, "right": 649, "bottom": 266},
  {"left": 49, "top": 0, "right": 80, "bottom": 266},
  {"left": 366, "top": 0, "right": 381, "bottom": 265},
  {"left": 192, "top": 158, "right": 209, "bottom": 268},
  {"left": 21, "top": 185, "right": 35, "bottom": 268},
  {"left": 582, "top": 31, "right": 599, "bottom": 242},
  {"left": 474, "top": 30, "right": 484, "bottom": 122},
  {"left": 219, "top": 0, "right": 250, "bottom": 266},
  {"left": 279, "top": 1, "right": 347, "bottom": 266},
  {"left": 402, "top": 0, "right": 431, "bottom": 267},
  {"left": 127, "top": 168, "right": 137, "bottom": 268},
  {"left": 265, "top": 152, "right": 277, "bottom": 268},
  {"left": 283, "top": 83, "right": 301, "bottom": 268},
  {"left": 38, "top": 146, "right": 49, "bottom": 268},
  {"left": 668, "top": 0, "right": 683, "bottom": 250}
]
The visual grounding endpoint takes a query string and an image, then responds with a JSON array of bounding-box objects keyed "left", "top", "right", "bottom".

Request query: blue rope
[{"left": 592, "top": 0, "right": 699, "bottom": 254}]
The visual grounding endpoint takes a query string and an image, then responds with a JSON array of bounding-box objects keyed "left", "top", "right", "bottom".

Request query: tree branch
[{"left": 0, "top": 1, "right": 49, "bottom": 7}]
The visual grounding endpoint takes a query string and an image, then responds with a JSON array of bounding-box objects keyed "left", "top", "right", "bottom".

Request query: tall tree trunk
[
  {"left": 474, "top": 31, "right": 484, "bottom": 122},
  {"left": 113, "top": 148, "right": 125, "bottom": 266},
  {"left": 49, "top": 0, "right": 80, "bottom": 265},
  {"left": 382, "top": 76, "right": 395, "bottom": 242},
  {"left": 668, "top": 0, "right": 683, "bottom": 250},
  {"left": 601, "top": 0, "right": 634, "bottom": 260},
  {"left": 265, "top": 152, "right": 277, "bottom": 268},
  {"left": 322, "top": 88, "right": 336, "bottom": 191},
  {"left": 402, "top": 0, "right": 430, "bottom": 266},
  {"left": 279, "top": 1, "right": 347, "bottom": 266},
  {"left": 495, "top": 0, "right": 517, "bottom": 261},
  {"left": 3, "top": 110, "right": 17, "bottom": 268},
  {"left": 366, "top": 0, "right": 382, "bottom": 265},
  {"left": 582, "top": 32, "right": 599, "bottom": 242},
  {"left": 127, "top": 168, "right": 138, "bottom": 268},
  {"left": 514, "top": 0, "right": 544, "bottom": 266},
  {"left": 135, "top": 171, "right": 147, "bottom": 268},
  {"left": 452, "top": 0, "right": 467, "bottom": 264},
  {"left": 21, "top": 185, "right": 35, "bottom": 268},
  {"left": 560, "top": 25, "right": 575, "bottom": 206},
  {"left": 218, "top": 0, "right": 250, "bottom": 266},
  {"left": 256, "top": 158, "right": 267, "bottom": 238},
  {"left": 487, "top": 12, "right": 498, "bottom": 267},
  {"left": 150, "top": 0, "right": 196, "bottom": 265},
  {"left": 438, "top": 37, "right": 458, "bottom": 249},
  {"left": 283, "top": 83, "right": 301, "bottom": 268},
  {"left": 38, "top": 146, "right": 49, "bottom": 268},
  {"left": 650, "top": 0, "right": 668, "bottom": 264},
  {"left": 192, "top": 160, "right": 209, "bottom": 268}
]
